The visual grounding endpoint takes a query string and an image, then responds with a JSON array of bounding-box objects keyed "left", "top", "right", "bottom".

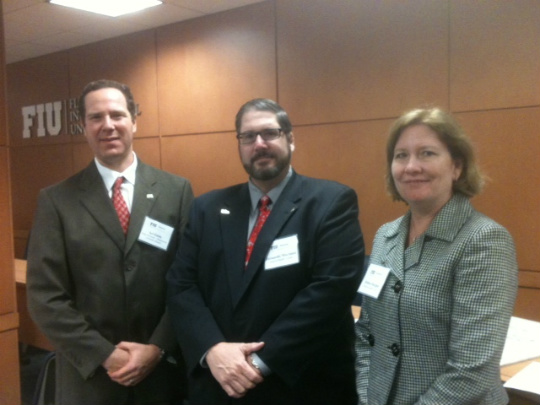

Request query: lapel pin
[
  {"left": 220, "top": 208, "right": 230, "bottom": 215},
  {"left": 146, "top": 194, "right": 154, "bottom": 199}
]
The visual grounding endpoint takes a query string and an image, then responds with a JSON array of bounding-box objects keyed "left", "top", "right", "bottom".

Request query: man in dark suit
[
  {"left": 167, "top": 98, "right": 365, "bottom": 405},
  {"left": 27, "top": 79, "right": 193, "bottom": 405}
]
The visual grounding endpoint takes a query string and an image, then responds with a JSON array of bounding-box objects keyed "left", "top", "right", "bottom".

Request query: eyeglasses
[{"left": 236, "top": 128, "right": 283, "bottom": 145}]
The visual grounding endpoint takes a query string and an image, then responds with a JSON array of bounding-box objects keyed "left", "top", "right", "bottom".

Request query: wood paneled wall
[
  {"left": 0, "top": 1, "right": 22, "bottom": 403},
  {"left": 6, "top": 0, "right": 540, "bottom": 321}
]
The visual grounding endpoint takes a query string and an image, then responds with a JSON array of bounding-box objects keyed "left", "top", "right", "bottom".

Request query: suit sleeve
[
  {"left": 167, "top": 197, "right": 227, "bottom": 371},
  {"left": 26, "top": 189, "right": 115, "bottom": 379},
  {"left": 257, "top": 187, "right": 365, "bottom": 385},
  {"left": 415, "top": 223, "right": 518, "bottom": 404},
  {"left": 354, "top": 225, "right": 386, "bottom": 404},
  {"left": 354, "top": 308, "right": 372, "bottom": 405},
  {"left": 148, "top": 179, "right": 194, "bottom": 353}
]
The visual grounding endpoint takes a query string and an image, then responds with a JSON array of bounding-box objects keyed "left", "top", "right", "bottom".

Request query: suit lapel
[
  {"left": 245, "top": 198, "right": 298, "bottom": 274},
  {"left": 78, "top": 162, "right": 126, "bottom": 251},
  {"left": 125, "top": 162, "right": 159, "bottom": 254},
  {"left": 220, "top": 185, "right": 251, "bottom": 307},
  {"left": 236, "top": 175, "right": 301, "bottom": 306},
  {"left": 380, "top": 216, "right": 406, "bottom": 281}
]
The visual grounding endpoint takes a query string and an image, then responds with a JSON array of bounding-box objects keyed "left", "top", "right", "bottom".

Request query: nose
[
  {"left": 404, "top": 156, "right": 421, "bottom": 172},
  {"left": 103, "top": 115, "right": 114, "bottom": 129},
  {"left": 253, "top": 134, "right": 268, "bottom": 148}
]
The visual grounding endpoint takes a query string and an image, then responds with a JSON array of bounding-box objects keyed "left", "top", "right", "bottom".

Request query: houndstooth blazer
[{"left": 355, "top": 193, "right": 518, "bottom": 405}]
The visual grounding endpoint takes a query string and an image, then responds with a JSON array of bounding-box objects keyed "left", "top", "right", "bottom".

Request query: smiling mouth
[
  {"left": 100, "top": 137, "right": 120, "bottom": 142},
  {"left": 403, "top": 179, "right": 428, "bottom": 184},
  {"left": 252, "top": 154, "right": 274, "bottom": 164}
]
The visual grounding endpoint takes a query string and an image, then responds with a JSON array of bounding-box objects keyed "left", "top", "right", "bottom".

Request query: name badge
[
  {"left": 265, "top": 234, "right": 300, "bottom": 270},
  {"left": 358, "top": 263, "right": 391, "bottom": 299},
  {"left": 138, "top": 217, "right": 174, "bottom": 251}
]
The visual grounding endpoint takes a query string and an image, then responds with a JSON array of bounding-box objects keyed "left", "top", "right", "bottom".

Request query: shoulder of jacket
[
  {"left": 298, "top": 174, "right": 353, "bottom": 192},
  {"left": 138, "top": 163, "right": 190, "bottom": 184}
]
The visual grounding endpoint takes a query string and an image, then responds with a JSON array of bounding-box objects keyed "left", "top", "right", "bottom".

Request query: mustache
[{"left": 251, "top": 151, "right": 275, "bottom": 163}]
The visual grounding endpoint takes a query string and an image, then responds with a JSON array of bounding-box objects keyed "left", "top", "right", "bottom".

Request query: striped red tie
[
  {"left": 112, "top": 177, "right": 130, "bottom": 234},
  {"left": 245, "top": 196, "right": 271, "bottom": 268}
]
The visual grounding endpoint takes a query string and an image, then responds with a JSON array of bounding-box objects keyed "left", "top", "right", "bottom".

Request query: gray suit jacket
[
  {"left": 27, "top": 160, "right": 193, "bottom": 405},
  {"left": 355, "top": 193, "right": 518, "bottom": 405}
]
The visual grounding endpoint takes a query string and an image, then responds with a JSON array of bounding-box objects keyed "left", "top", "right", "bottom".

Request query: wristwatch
[{"left": 249, "top": 355, "right": 260, "bottom": 370}]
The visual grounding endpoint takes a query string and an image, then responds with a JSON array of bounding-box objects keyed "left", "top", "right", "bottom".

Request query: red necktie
[
  {"left": 245, "top": 196, "right": 271, "bottom": 267},
  {"left": 112, "top": 177, "right": 130, "bottom": 234}
]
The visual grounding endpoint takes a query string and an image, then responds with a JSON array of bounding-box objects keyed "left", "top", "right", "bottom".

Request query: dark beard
[{"left": 244, "top": 150, "right": 291, "bottom": 181}]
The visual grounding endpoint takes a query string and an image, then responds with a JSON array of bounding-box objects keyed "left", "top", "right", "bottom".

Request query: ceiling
[{"left": 2, "top": 0, "right": 265, "bottom": 64}]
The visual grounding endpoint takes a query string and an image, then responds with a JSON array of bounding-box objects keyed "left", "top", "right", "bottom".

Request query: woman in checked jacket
[{"left": 355, "top": 108, "right": 518, "bottom": 405}]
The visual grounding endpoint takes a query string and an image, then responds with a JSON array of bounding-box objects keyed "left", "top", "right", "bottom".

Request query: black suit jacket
[
  {"left": 167, "top": 172, "right": 364, "bottom": 405},
  {"left": 27, "top": 160, "right": 193, "bottom": 405}
]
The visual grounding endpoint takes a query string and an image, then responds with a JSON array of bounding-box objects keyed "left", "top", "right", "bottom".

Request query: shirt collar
[
  {"left": 248, "top": 166, "right": 293, "bottom": 211},
  {"left": 95, "top": 152, "right": 138, "bottom": 191}
]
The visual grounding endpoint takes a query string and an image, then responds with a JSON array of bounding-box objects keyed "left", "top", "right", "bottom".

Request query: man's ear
[{"left": 289, "top": 132, "right": 295, "bottom": 152}]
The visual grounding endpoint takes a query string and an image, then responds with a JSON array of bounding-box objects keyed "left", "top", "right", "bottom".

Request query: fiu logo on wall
[{"left": 21, "top": 98, "right": 84, "bottom": 138}]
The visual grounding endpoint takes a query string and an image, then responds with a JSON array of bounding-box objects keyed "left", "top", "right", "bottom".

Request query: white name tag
[
  {"left": 138, "top": 217, "right": 174, "bottom": 251},
  {"left": 264, "top": 234, "right": 300, "bottom": 270},
  {"left": 358, "top": 263, "right": 391, "bottom": 299}
]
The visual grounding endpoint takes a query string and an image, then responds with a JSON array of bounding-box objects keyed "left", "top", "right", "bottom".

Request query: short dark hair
[
  {"left": 386, "top": 107, "right": 484, "bottom": 201},
  {"left": 235, "top": 98, "right": 292, "bottom": 137},
  {"left": 78, "top": 79, "right": 138, "bottom": 123}
]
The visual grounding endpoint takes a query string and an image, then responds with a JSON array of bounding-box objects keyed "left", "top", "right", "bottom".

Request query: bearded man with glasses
[{"left": 167, "top": 98, "right": 365, "bottom": 405}]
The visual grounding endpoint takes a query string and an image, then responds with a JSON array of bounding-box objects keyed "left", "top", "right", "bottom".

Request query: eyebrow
[{"left": 87, "top": 110, "right": 128, "bottom": 117}]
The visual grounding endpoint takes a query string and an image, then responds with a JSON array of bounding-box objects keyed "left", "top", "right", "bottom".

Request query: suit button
[
  {"left": 388, "top": 343, "right": 400, "bottom": 356},
  {"left": 125, "top": 261, "right": 136, "bottom": 272},
  {"left": 392, "top": 281, "right": 402, "bottom": 293},
  {"left": 366, "top": 334, "right": 375, "bottom": 347}
]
